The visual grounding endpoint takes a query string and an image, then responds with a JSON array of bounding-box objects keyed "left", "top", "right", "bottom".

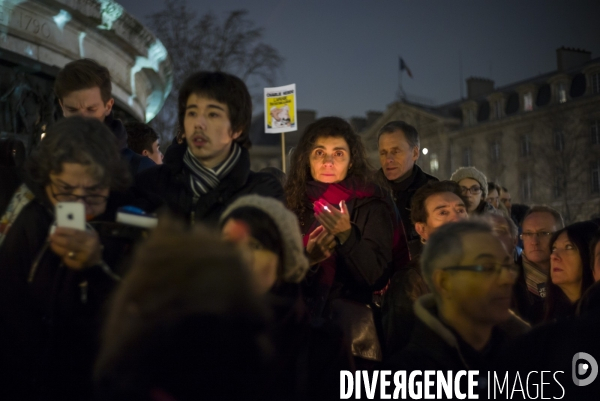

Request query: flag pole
[{"left": 281, "top": 132, "right": 286, "bottom": 173}]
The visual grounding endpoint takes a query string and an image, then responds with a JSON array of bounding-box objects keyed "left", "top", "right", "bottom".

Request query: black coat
[
  {"left": 511, "top": 255, "right": 546, "bottom": 325},
  {"left": 268, "top": 283, "right": 353, "bottom": 401},
  {"left": 0, "top": 186, "right": 144, "bottom": 401},
  {"left": 378, "top": 165, "right": 438, "bottom": 257},
  {"left": 134, "top": 142, "right": 284, "bottom": 226},
  {"left": 300, "top": 195, "right": 393, "bottom": 316}
]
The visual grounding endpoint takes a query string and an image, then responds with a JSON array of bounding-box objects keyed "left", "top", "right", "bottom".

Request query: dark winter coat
[
  {"left": 387, "top": 294, "right": 530, "bottom": 372},
  {"left": 495, "top": 282, "right": 600, "bottom": 399},
  {"left": 378, "top": 165, "right": 438, "bottom": 258},
  {"left": 134, "top": 141, "right": 284, "bottom": 226},
  {"left": 268, "top": 283, "right": 354, "bottom": 401},
  {"left": 300, "top": 195, "right": 393, "bottom": 315},
  {"left": 381, "top": 257, "right": 429, "bottom": 356},
  {"left": 0, "top": 184, "right": 145, "bottom": 401},
  {"left": 511, "top": 255, "right": 546, "bottom": 326}
]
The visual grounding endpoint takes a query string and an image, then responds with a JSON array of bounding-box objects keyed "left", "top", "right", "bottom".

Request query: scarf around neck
[{"left": 183, "top": 143, "right": 241, "bottom": 197}]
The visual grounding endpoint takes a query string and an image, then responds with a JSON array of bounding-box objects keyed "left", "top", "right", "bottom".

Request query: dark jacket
[
  {"left": 0, "top": 184, "right": 144, "bottom": 401},
  {"left": 378, "top": 165, "right": 438, "bottom": 258},
  {"left": 300, "top": 195, "right": 393, "bottom": 316},
  {"left": 511, "top": 255, "right": 546, "bottom": 325},
  {"left": 268, "top": 283, "right": 354, "bottom": 401},
  {"left": 134, "top": 141, "right": 284, "bottom": 226},
  {"left": 381, "top": 257, "right": 429, "bottom": 356},
  {"left": 387, "top": 294, "right": 530, "bottom": 372},
  {"left": 495, "top": 282, "right": 600, "bottom": 400},
  {"left": 104, "top": 112, "right": 155, "bottom": 175}
]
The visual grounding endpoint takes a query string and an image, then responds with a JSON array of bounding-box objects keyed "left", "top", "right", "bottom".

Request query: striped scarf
[{"left": 183, "top": 144, "right": 241, "bottom": 197}]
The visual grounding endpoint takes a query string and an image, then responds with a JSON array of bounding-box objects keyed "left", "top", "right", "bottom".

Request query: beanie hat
[
  {"left": 220, "top": 195, "right": 309, "bottom": 283},
  {"left": 450, "top": 167, "right": 488, "bottom": 198}
]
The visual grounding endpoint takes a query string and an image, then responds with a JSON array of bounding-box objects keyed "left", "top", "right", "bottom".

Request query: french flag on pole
[{"left": 399, "top": 57, "right": 413, "bottom": 78}]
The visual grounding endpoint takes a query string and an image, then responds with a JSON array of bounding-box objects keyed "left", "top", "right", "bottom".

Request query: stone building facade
[
  {"left": 0, "top": 0, "right": 172, "bottom": 150},
  {"left": 359, "top": 48, "right": 600, "bottom": 223}
]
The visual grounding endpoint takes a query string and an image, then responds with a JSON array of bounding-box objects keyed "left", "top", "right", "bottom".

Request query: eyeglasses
[
  {"left": 49, "top": 182, "right": 109, "bottom": 206},
  {"left": 460, "top": 186, "right": 482, "bottom": 195},
  {"left": 519, "top": 231, "right": 553, "bottom": 240},
  {"left": 441, "top": 263, "right": 519, "bottom": 277}
]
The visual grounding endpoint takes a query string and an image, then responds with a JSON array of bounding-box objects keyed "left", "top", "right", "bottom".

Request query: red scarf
[{"left": 301, "top": 177, "right": 403, "bottom": 316}]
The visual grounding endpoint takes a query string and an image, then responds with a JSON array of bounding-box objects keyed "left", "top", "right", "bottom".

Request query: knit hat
[
  {"left": 450, "top": 167, "right": 489, "bottom": 198},
  {"left": 220, "top": 195, "right": 309, "bottom": 283}
]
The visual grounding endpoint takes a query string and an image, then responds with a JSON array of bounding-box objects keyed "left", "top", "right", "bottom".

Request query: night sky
[{"left": 118, "top": 0, "right": 600, "bottom": 120}]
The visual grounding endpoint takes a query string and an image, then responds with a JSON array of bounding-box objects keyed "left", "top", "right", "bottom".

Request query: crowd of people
[{"left": 0, "top": 58, "right": 599, "bottom": 400}]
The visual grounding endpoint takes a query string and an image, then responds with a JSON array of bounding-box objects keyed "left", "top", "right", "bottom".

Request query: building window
[
  {"left": 521, "top": 173, "right": 532, "bottom": 201},
  {"left": 523, "top": 92, "right": 533, "bottom": 111},
  {"left": 558, "top": 83, "right": 567, "bottom": 103},
  {"left": 593, "top": 73, "right": 600, "bottom": 94},
  {"left": 554, "top": 168, "right": 565, "bottom": 198},
  {"left": 430, "top": 153, "right": 439, "bottom": 174},
  {"left": 592, "top": 160, "right": 600, "bottom": 194},
  {"left": 592, "top": 120, "right": 600, "bottom": 145},
  {"left": 494, "top": 100, "right": 502, "bottom": 119},
  {"left": 462, "top": 147, "right": 471, "bottom": 167},
  {"left": 521, "top": 135, "right": 531, "bottom": 157},
  {"left": 490, "top": 140, "right": 500, "bottom": 162},
  {"left": 465, "top": 109, "right": 476, "bottom": 126},
  {"left": 554, "top": 131, "right": 565, "bottom": 151}
]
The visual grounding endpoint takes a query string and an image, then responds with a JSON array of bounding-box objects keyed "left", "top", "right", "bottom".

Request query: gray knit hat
[
  {"left": 450, "top": 167, "right": 488, "bottom": 198},
  {"left": 220, "top": 195, "right": 309, "bottom": 283}
]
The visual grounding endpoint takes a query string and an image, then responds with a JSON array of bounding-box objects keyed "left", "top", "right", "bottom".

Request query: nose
[
  {"left": 323, "top": 153, "right": 334, "bottom": 165},
  {"left": 449, "top": 209, "right": 463, "bottom": 222},
  {"left": 386, "top": 154, "right": 395, "bottom": 163},
  {"left": 194, "top": 114, "right": 207, "bottom": 130},
  {"left": 551, "top": 249, "right": 561, "bottom": 262}
]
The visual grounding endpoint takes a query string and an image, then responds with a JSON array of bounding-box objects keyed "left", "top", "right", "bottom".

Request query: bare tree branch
[{"left": 146, "top": 1, "right": 284, "bottom": 144}]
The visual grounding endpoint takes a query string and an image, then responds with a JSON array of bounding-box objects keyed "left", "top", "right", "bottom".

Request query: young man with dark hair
[
  {"left": 54, "top": 58, "right": 155, "bottom": 174},
  {"left": 135, "top": 71, "right": 284, "bottom": 226},
  {"left": 125, "top": 122, "right": 163, "bottom": 165}
]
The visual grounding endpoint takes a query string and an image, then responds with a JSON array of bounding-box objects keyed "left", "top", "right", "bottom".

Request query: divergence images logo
[{"left": 572, "top": 352, "right": 598, "bottom": 387}]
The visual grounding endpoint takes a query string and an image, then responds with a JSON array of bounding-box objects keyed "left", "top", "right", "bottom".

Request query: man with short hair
[
  {"left": 125, "top": 122, "right": 163, "bottom": 165},
  {"left": 382, "top": 181, "right": 468, "bottom": 355},
  {"left": 377, "top": 121, "right": 438, "bottom": 256},
  {"left": 387, "top": 221, "right": 528, "bottom": 374},
  {"left": 54, "top": 58, "right": 155, "bottom": 174},
  {"left": 512, "top": 205, "right": 564, "bottom": 325},
  {"left": 500, "top": 186, "right": 512, "bottom": 214},
  {"left": 135, "top": 71, "right": 283, "bottom": 226}
]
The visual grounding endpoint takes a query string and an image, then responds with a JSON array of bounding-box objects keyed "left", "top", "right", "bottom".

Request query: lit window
[
  {"left": 593, "top": 73, "right": 600, "bottom": 94},
  {"left": 521, "top": 135, "right": 531, "bottom": 157},
  {"left": 521, "top": 173, "right": 532, "bottom": 201},
  {"left": 591, "top": 120, "right": 600, "bottom": 145},
  {"left": 494, "top": 100, "right": 503, "bottom": 119},
  {"left": 592, "top": 160, "right": 600, "bottom": 194},
  {"left": 462, "top": 147, "right": 471, "bottom": 167},
  {"left": 490, "top": 140, "right": 500, "bottom": 161},
  {"left": 523, "top": 92, "right": 533, "bottom": 111},
  {"left": 554, "top": 131, "right": 565, "bottom": 151},
  {"left": 430, "top": 153, "right": 439, "bottom": 174},
  {"left": 558, "top": 83, "right": 567, "bottom": 103}
]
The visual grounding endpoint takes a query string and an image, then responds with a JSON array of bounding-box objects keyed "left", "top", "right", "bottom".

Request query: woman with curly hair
[{"left": 285, "top": 117, "right": 394, "bottom": 323}]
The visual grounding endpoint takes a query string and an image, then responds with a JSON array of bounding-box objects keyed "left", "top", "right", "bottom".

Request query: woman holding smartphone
[{"left": 0, "top": 117, "right": 135, "bottom": 401}]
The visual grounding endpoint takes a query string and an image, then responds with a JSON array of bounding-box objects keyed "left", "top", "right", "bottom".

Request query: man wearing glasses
[
  {"left": 512, "top": 206, "right": 564, "bottom": 325},
  {"left": 387, "top": 220, "right": 528, "bottom": 375}
]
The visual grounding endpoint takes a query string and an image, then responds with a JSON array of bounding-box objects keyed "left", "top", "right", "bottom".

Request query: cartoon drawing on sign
[{"left": 270, "top": 104, "right": 292, "bottom": 128}]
